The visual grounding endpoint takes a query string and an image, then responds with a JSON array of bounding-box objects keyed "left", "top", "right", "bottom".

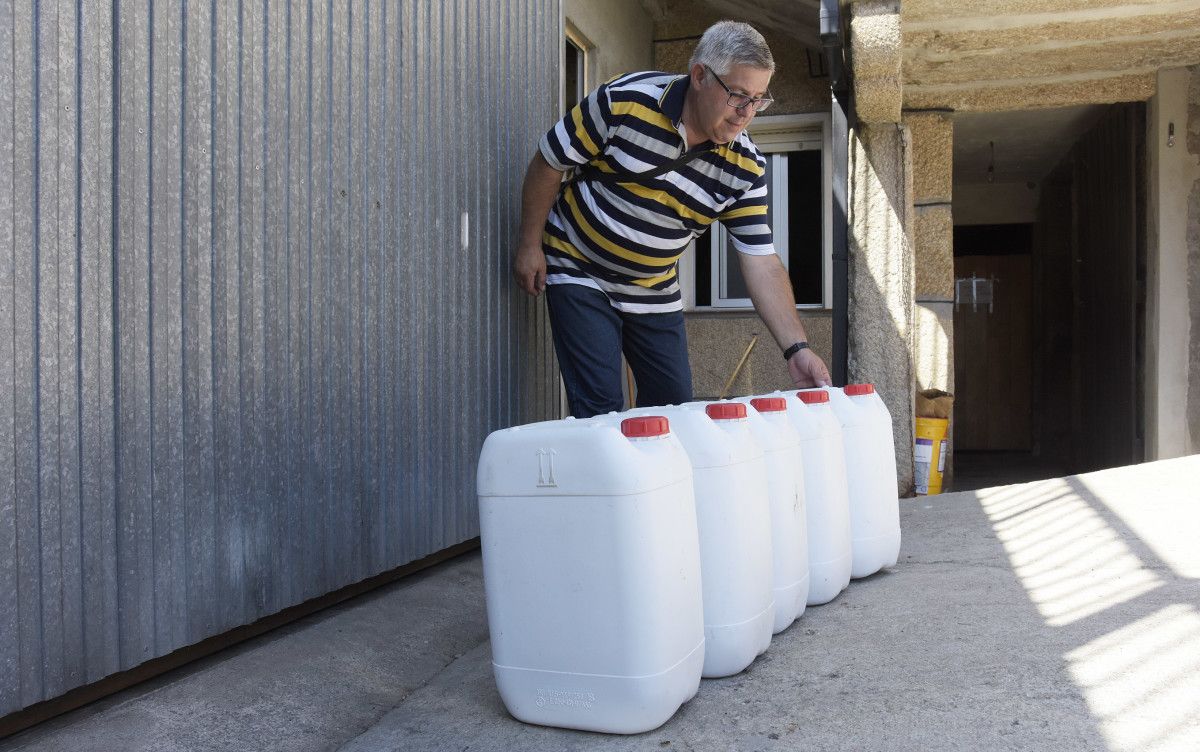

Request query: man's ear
[{"left": 689, "top": 63, "right": 706, "bottom": 86}]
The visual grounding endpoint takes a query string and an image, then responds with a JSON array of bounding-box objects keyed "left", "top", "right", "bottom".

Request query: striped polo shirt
[{"left": 538, "top": 71, "right": 775, "bottom": 314}]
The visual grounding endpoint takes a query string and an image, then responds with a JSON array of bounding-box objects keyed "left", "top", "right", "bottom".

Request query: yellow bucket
[{"left": 914, "top": 417, "right": 949, "bottom": 495}]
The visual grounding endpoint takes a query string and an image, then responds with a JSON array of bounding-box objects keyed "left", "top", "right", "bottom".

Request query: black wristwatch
[{"left": 783, "top": 341, "right": 809, "bottom": 360}]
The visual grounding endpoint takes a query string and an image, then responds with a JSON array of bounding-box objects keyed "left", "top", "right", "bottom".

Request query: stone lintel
[{"left": 905, "top": 72, "right": 1155, "bottom": 112}]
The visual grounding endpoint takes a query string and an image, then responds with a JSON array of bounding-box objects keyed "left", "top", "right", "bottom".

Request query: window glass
[
  {"left": 685, "top": 116, "right": 830, "bottom": 311},
  {"left": 695, "top": 224, "right": 712, "bottom": 307},
  {"left": 564, "top": 38, "right": 584, "bottom": 110},
  {"left": 788, "top": 149, "right": 823, "bottom": 306}
]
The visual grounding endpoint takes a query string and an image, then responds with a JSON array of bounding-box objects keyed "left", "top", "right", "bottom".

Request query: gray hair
[{"left": 688, "top": 21, "right": 775, "bottom": 76}]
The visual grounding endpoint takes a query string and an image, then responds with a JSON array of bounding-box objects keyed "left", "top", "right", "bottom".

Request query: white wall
[
  {"left": 1146, "top": 67, "right": 1200, "bottom": 459},
  {"left": 564, "top": 0, "right": 654, "bottom": 91}
]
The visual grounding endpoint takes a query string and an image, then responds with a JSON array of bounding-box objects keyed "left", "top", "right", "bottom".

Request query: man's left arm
[{"left": 738, "top": 252, "right": 831, "bottom": 388}]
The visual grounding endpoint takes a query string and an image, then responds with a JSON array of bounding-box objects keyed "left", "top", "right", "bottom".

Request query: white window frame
[
  {"left": 562, "top": 21, "right": 591, "bottom": 112},
  {"left": 680, "top": 112, "right": 833, "bottom": 311}
]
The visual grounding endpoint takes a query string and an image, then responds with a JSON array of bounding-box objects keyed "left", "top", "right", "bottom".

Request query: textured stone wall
[
  {"left": 850, "top": 0, "right": 903, "bottom": 124},
  {"left": 687, "top": 314, "right": 834, "bottom": 400},
  {"left": 848, "top": 123, "right": 916, "bottom": 494}
]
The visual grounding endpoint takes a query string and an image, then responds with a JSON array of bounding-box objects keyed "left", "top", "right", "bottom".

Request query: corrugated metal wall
[{"left": 1, "top": 0, "right": 560, "bottom": 715}]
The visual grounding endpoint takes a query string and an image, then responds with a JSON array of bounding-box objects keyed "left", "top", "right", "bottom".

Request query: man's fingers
[{"left": 516, "top": 270, "right": 544, "bottom": 297}]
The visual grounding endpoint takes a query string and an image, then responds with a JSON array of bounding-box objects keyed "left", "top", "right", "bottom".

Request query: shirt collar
[{"left": 659, "top": 74, "right": 690, "bottom": 126}]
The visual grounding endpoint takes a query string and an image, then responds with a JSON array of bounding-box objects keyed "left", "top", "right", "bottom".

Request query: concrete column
[
  {"left": 906, "top": 111, "right": 955, "bottom": 486},
  {"left": 849, "top": 122, "right": 916, "bottom": 494},
  {"left": 1146, "top": 67, "right": 1200, "bottom": 459}
]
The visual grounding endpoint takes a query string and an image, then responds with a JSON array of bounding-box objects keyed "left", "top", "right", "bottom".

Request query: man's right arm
[{"left": 513, "top": 153, "right": 566, "bottom": 297}]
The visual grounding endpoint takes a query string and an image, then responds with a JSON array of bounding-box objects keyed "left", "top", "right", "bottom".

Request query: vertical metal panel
[
  {"left": 181, "top": 0, "right": 217, "bottom": 643},
  {"left": 13, "top": 0, "right": 44, "bottom": 708},
  {"left": 78, "top": 0, "right": 120, "bottom": 683},
  {"left": 0, "top": 0, "right": 19, "bottom": 714},
  {"left": 1, "top": 0, "right": 561, "bottom": 716},
  {"left": 283, "top": 0, "right": 311, "bottom": 607},
  {"left": 114, "top": 0, "right": 155, "bottom": 669},
  {"left": 210, "top": 0, "right": 244, "bottom": 634},
  {"left": 149, "top": 0, "right": 187, "bottom": 657},
  {"left": 36, "top": 0, "right": 65, "bottom": 700},
  {"left": 54, "top": 0, "right": 85, "bottom": 695},
  {"left": 263, "top": 0, "right": 290, "bottom": 613}
]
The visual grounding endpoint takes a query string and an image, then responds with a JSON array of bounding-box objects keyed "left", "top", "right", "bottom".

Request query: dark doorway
[{"left": 951, "top": 103, "right": 1145, "bottom": 488}]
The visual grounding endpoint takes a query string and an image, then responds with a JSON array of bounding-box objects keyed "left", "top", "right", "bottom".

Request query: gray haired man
[{"left": 514, "top": 20, "right": 830, "bottom": 418}]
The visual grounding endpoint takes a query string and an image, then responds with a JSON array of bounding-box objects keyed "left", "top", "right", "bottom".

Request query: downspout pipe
[{"left": 820, "top": 0, "right": 852, "bottom": 386}]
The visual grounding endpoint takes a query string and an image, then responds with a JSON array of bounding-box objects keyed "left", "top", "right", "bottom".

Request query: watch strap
[{"left": 783, "top": 341, "right": 809, "bottom": 360}]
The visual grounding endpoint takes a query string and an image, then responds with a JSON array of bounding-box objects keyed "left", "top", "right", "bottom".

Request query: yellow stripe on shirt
[
  {"left": 563, "top": 189, "right": 684, "bottom": 269},
  {"left": 720, "top": 204, "right": 768, "bottom": 220}
]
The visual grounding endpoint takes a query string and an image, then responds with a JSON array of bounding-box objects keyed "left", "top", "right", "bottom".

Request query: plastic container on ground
[
  {"left": 802, "top": 385, "right": 902, "bottom": 578},
  {"left": 760, "top": 389, "right": 853, "bottom": 605},
  {"left": 914, "top": 416, "right": 949, "bottom": 494},
  {"left": 477, "top": 415, "right": 704, "bottom": 734},
  {"left": 613, "top": 402, "right": 774, "bottom": 678},
  {"left": 733, "top": 395, "right": 809, "bottom": 633}
]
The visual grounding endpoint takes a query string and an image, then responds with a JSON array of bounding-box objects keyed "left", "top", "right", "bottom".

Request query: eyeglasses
[{"left": 705, "top": 66, "right": 774, "bottom": 113}]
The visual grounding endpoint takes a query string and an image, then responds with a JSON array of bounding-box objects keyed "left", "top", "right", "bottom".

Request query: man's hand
[
  {"left": 788, "top": 347, "right": 831, "bottom": 388},
  {"left": 513, "top": 244, "right": 547, "bottom": 296},
  {"left": 738, "top": 252, "right": 831, "bottom": 388},
  {"left": 514, "top": 153, "right": 566, "bottom": 297}
]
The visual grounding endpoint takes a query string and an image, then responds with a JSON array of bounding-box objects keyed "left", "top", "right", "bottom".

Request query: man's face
[{"left": 692, "top": 63, "right": 772, "bottom": 144}]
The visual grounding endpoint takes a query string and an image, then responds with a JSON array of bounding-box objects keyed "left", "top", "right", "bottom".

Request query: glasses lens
[
  {"left": 728, "top": 94, "right": 753, "bottom": 110},
  {"left": 753, "top": 98, "right": 773, "bottom": 112}
]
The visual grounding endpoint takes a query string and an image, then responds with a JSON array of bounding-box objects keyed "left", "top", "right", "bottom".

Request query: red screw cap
[
  {"left": 750, "top": 397, "right": 788, "bottom": 413},
  {"left": 796, "top": 390, "right": 829, "bottom": 405},
  {"left": 844, "top": 383, "right": 875, "bottom": 396},
  {"left": 705, "top": 402, "right": 747, "bottom": 421},
  {"left": 621, "top": 415, "right": 669, "bottom": 438}
]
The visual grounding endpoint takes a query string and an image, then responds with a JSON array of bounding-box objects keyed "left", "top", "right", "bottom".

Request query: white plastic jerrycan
[
  {"left": 808, "top": 384, "right": 902, "bottom": 578},
  {"left": 764, "top": 389, "right": 853, "bottom": 605},
  {"left": 733, "top": 395, "right": 809, "bottom": 633},
  {"left": 616, "top": 401, "right": 774, "bottom": 678},
  {"left": 476, "top": 415, "right": 704, "bottom": 734}
]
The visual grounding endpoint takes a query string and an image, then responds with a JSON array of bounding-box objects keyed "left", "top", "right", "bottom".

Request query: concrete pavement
[{"left": 5, "top": 455, "right": 1199, "bottom": 751}]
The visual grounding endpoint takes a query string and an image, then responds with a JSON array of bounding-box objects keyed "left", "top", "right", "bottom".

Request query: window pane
[
  {"left": 720, "top": 238, "right": 748, "bottom": 303},
  {"left": 764, "top": 155, "right": 774, "bottom": 240},
  {"left": 723, "top": 232, "right": 751, "bottom": 300},
  {"left": 719, "top": 155, "right": 770, "bottom": 302},
  {"left": 787, "top": 149, "right": 823, "bottom": 306},
  {"left": 565, "top": 40, "right": 581, "bottom": 109},
  {"left": 695, "top": 226, "right": 712, "bottom": 307}
]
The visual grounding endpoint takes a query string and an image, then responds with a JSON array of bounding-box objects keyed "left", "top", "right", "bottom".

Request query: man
[{"left": 514, "top": 20, "right": 830, "bottom": 418}]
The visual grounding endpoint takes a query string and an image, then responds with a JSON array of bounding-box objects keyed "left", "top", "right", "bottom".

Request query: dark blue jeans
[{"left": 546, "top": 283, "right": 693, "bottom": 419}]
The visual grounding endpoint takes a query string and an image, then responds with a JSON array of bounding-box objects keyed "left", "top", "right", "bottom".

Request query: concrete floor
[
  {"left": 3, "top": 455, "right": 1199, "bottom": 752},
  {"left": 951, "top": 451, "right": 1071, "bottom": 492}
]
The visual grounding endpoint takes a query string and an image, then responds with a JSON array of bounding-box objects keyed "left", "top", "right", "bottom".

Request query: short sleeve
[
  {"left": 538, "top": 82, "right": 615, "bottom": 172},
  {"left": 718, "top": 168, "right": 775, "bottom": 256}
]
